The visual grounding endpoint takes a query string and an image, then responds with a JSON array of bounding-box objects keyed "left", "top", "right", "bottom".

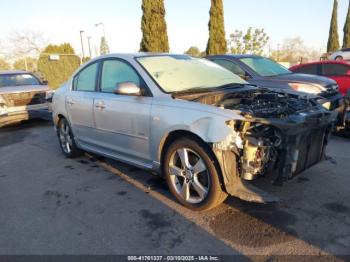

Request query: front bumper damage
[
  {"left": 212, "top": 109, "right": 336, "bottom": 204},
  {"left": 0, "top": 104, "right": 50, "bottom": 128}
]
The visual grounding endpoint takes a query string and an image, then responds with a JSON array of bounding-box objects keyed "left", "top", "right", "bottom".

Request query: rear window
[
  {"left": 0, "top": 73, "right": 41, "bottom": 87},
  {"left": 293, "top": 64, "right": 319, "bottom": 75},
  {"left": 322, "top": 64, "right": 350, "bottom": 76}
]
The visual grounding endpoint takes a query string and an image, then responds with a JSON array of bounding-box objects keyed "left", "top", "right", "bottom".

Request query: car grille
[{"left": 2, "top": 91, "right": 47, "bottom": 107}]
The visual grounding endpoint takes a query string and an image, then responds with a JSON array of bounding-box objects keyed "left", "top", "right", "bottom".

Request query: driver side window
[
  {"left": 212, "top": 59, "right": 249, "bottom": 79},
  {"left": 101, "top": 60, "right": 141, "bottom": 93}
]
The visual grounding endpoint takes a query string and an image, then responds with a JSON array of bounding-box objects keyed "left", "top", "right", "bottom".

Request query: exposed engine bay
[
  {"left": 174, "top": 87, "right": 337, "bottom": 203},
  {"left": 195, "top": 89, "right": 317, "bottom": 118}
]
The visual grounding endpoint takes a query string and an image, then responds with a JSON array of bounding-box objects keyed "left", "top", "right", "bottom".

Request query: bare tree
[
  {"left": 270, "top": 37, "right": 321, "bottom": 64},
  {"left": 8, "top": 30, "right": 48, "bottom": 58}
]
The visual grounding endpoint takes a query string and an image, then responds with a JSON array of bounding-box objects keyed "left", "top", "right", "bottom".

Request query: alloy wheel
[{"left": 168, "top": 147, "right": 210, "bottom": 204}]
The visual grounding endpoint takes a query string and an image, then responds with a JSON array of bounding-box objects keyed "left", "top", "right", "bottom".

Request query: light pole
[
  {"left": 87, "top": 36, "right": 92, "bottom": 58},
  {"left": 95, "top": 23, "right": 106, "bottom": 38},
  {"left": 80, "top": 30, "right": 86, "bottom": 60}
]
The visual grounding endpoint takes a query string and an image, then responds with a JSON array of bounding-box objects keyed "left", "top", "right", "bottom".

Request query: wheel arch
[{"left": 159, "top": 130, "right": 227, "bottom": 191}]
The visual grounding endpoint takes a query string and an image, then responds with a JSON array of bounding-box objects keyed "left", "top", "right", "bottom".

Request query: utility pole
[
  {"left": 95, "top": 23, "right": 106, "bottom": 38},
  {"left": 87, "top": 36, "right": 92, "bottom": 58},
  {"left": 80, "top": 30, "right": 85, "bottom": 61}
]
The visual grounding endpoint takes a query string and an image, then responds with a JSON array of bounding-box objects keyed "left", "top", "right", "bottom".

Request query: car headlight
[
  {"left": 45, "top": 90, "right": 55, "bottom": 101},
  {"left": 288, "top": 83, "right": 324, "bottom": 94}
]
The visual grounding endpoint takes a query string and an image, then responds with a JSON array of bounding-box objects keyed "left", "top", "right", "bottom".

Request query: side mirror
[
  {"left": 42, "top": 80, "right": 48, "bottom": 85},
  {"left": 346, "top": 70, "right": 350, "bottom": 76},
  {"left": 114, "top": 82, "right": 141, "bottom": 96}
]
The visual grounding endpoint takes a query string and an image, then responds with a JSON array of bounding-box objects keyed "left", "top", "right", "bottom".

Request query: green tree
[
  {"left": 327, "top": 0, "right": 340, "bottom": 52},
  {"left": 229, "top": 27, "right": 269, "bottom": 55},
  {"left": 13, "top": 57, "right": 37, "bottom": 72},
  {"left": 343, "top": 0, "right": 350, "bottom": 48},
  {"left": 0, "top": 59, "right": 10, "bottom": 71},
  {"left": 37, "top": 43, "right": 80, "bottom": 89},
  {"left": 100, "top": 37, "right": 110, "bottom": 55},
  {"left": 140, "top": 0, "right": 169, "bottom": 52},
  {"left": 206, "top": 0, "right": 227, "bottom": 55},
  {"left": 184, "top": 46, "right": 201, "bottom": 57}
]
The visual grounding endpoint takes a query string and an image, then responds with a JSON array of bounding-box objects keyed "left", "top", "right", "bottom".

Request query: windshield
[
  {"left": 0, "top": 73, "right": 41, "bottom": 87},
  {"left": 240, "top": 57, "right": 291, "bottom": 77},
  {"left": 137, "top": 55, "right": 247, "bottom": 93}
]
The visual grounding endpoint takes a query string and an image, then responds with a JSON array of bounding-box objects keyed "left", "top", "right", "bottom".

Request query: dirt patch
[
  {"left": 0, "top": 130, "right": 30, "bottom": 147},
  {"left": 209, "top": 208, "right": 296, "bottom": 248},
  {"left": 297, "top": 177, "right": 310, "bottom": 183},
  {"left": 139, "top": 209, "right": 172, "bottom": 231},
  {"left": 324, "top": 202, "right": 350, "bottom": 215}
]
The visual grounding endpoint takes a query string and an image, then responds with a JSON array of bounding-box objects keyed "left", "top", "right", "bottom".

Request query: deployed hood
[
  {"left": 0, "top": 85, "right": 50, "bottom": 94},
  {"left": 269, "top": 73, "right": 336, "bottom": 87}
]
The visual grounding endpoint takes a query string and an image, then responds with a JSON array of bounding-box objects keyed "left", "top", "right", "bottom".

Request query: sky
[{"left": 0, "top": 0, "right": 349, "bottom": 57}]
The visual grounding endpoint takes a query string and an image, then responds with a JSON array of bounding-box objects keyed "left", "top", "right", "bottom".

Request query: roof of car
[
  {"left": 98, "top": 53, "right": 185, "bottom": 59},
  {"left": 290, "top": 60, "right": 350, "bottom": 69},
  {"left": 206, "top": 54, "right": 262, "bottom": 59},
  {"left": 0, "top": 70, "right": 30, "bottom": 75}
]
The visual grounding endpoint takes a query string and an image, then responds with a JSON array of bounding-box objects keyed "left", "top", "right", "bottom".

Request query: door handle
[{"left": 95, "top": 101, "right": 106, "bottom": 110}]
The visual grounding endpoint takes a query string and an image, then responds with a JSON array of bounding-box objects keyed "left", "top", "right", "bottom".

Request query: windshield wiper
[{"left": 215, "top": 83, "right": 247, "bottom": 89}]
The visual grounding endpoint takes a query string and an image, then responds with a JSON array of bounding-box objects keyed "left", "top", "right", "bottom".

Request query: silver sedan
[{"left": 52, "top": 54, "right": 336, "bottom": 211}]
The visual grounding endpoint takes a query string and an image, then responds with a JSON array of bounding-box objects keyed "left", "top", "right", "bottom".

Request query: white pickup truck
[{"left": 0, "top": 71, "right": 54, "bottom": 127}]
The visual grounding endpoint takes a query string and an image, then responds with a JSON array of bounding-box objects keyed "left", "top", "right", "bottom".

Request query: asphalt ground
[{"left": 0, "top": 119, "right": 349, "bottom": 261}]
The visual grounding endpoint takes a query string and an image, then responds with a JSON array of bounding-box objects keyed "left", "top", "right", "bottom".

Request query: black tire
[
  {"left": 163, "top": 137, "right": 227, "bottom": 211},
  {"left": 335, "top": 56, "right": 343, "bottom": 61},
  {"left": 57, "top": 118, "right": 82, "bottom": 158}
]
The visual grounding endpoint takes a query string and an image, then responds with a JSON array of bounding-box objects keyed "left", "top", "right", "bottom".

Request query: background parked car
[
  {"left": 328, "top": 48, "right": 350, "bottom": 61},
  {"left": 289, "top": 60, "right": 350, "bottom": 96},
  {"left": 206, "top": 54, "right": 347, "bottom": 129},
  {"left": 0, "top": 71, "right": 53, "bottom": 128}
]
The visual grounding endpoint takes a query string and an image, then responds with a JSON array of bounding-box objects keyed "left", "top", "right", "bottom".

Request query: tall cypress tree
[
  {"left": 140, "top": 0, "right": 169, "bottom": 52},
  {"left": 327, "top": 0, "right": 340, "bottom": 52},
  {"left": 206, "top": 0, "right": 227, "bottom": 55},
  {"left": 343, "top": 0, "right": 350, "bottom": 48},
  {"left": 100, "top": 37, "right": 110, "bottom": 55}
]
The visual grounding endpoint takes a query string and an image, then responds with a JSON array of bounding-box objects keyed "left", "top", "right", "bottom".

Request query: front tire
[
  {"left": 335, "top": 56, "right": 343, "bottom": 61},
  {"left": 57, "top": 118, "right": 82, "bottom": 158},
  {"left": 163, "top": 138, "right": 227, "bottom": 211}
]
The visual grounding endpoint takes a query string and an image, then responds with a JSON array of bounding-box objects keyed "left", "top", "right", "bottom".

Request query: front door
[{"left": 93, "top": 59, "right": 152, "bottom": 162}]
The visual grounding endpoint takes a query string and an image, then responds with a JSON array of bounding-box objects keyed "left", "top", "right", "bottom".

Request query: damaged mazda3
[{"left": 52, "top": 54, "right": 337, "bottom": 211}]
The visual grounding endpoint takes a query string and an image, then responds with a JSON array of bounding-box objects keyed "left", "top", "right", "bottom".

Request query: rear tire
[
  {"left": 335, "top": 56, "right": 343, "bottom": 61},
  {"left": 163, "top": 137, "right": 227, "bottom": 211},
  {"left": 57, "top": 118, "right": 82, "bottom": 158}
]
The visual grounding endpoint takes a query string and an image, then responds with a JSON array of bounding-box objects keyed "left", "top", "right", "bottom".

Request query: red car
[{"left": 290, "top": 61, "right": 350, "bottom": 96}]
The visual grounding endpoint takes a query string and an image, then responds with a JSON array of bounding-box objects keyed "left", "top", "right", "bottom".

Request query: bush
[{"left": 37, "top": 43, "right": 81, "bottom": 89}]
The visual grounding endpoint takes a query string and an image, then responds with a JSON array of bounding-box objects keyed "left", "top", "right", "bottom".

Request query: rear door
[
  {"left": 321, "top": 63, "right": 350, "bottom": 96},
  {"left": 92, "top": 58, "right": 153, "bottom": 162},
  {"left": 66, "top": 62, "right": 99, "bottom": 145}
]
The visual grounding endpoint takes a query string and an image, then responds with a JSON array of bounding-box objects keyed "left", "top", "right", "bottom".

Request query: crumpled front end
[
  {"left": 0, "top": 90, "right": 50, "bottom": 127},
  {"left": 194, "top": 88, "right": 337, "bottom": 203}
]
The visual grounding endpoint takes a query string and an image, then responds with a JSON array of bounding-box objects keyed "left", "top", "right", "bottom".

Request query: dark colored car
[
  {"left": 206, "top": 54, "right": 348, "bottom": 128},
  {"left": 289, "top": 60, "right": 350, "bottom": 96}
]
